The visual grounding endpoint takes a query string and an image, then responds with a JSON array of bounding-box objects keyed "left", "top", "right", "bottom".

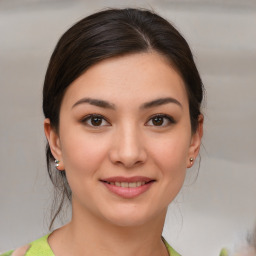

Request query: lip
[
  {"left": 100, "top": 176, "right": 155, "bottom": 199},
  {"left": 101, "top": 176, "right": 153, "bottom": 183}
]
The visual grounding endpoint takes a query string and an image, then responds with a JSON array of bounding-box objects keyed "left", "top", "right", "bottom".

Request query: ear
[
  {"left": 187, "top": 114, "right": 204, "bottom": 168},
  {"left": 44, "top": 118, "right": 64, "bottom": 170}
]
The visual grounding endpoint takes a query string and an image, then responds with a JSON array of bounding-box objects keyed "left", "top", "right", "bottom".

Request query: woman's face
[{"left": 46, "top": 52, "right": 202, "bottom": 227}]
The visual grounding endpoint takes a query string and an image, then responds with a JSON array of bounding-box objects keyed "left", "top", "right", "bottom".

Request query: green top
[
  {"left": 162, "top": 238, "right": 181, "bottom": 256},
  {"left": 0, "top": 235, "right": 54, "bottom": 256},
  {"left": 1, "top": 235, "right": 181, "bottom": 256},
  {"left": 219, "top": 248, "right": 229, "bottom": 256}
]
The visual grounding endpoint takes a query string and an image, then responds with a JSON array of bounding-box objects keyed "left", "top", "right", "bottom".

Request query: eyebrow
[
  {"left": 72, "top": 98, "right": 116, "bottom": 109},
  {"left": 140, "top": 97, "right": 182, "bottom": 109},
  {"left": 72, "top": 97, "right": 182, "bottom": 110}
]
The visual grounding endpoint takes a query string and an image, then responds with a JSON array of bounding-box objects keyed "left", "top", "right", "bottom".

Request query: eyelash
[
  {"left": 81, "top": 114, "right": 110, "bottom": 127},
  {"left": 81, "top": 114, "right": 175, "bottom": 127},
  {"left": 146, "top": 114, "right": 176, "bottom": 127}
]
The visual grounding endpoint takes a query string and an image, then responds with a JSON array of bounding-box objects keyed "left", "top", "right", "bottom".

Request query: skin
[{"left": 44, "top": 51, "right": 203, "bottom": 256}]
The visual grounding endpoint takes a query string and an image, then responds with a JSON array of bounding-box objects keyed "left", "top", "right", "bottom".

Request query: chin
[
  {"left": 106, "top": 214, "right": 152, "bottom": 228},
  {"left": 101, "top": 205, "right": 166, "bottom": 228}
]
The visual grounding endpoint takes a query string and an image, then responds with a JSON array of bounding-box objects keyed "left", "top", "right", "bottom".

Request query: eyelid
[
  {"left": 145, "top": 114, "right": 176, "bottom": 126},
  {"left": 81, "top": 114, "right": 111, "bottom": 127}
]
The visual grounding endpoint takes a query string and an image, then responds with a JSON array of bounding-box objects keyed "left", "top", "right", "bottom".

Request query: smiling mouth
[
  {"left": 101, "top": 180, "right": 154, "bottom": 188},
  {"left": 100, "top": 176, "right": 156, "bottom": 198}
]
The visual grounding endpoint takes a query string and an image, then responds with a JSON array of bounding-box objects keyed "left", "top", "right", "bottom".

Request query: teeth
[
  {"left": 137, "top": 182, "right": 142, "bottom": 187},
  {"left": 128, "top": 182, "right": 136, "bottom": 188},
  {"left": 107, "top": 181, "right": 148, "bottom": 187},
  {"left": 121, "top": 182, "right": 128, "bottom": 188}
]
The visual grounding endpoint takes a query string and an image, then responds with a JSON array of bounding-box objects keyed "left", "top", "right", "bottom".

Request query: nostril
[{"left": 108, "top": 138, "right": 147, "bottom": 168}]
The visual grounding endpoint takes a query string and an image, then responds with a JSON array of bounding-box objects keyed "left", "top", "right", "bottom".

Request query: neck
[{"left": 49, "top": 202, "right": 169, "bottom": 256}]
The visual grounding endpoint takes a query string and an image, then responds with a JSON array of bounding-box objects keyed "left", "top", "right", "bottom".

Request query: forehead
[{"left": 61, "top": 52, "right": 188, "bottom": 109}]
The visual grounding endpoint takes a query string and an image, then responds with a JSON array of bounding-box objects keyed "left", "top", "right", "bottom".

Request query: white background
[{"left": 0, "top": 1, "right": 256, "bottom": 255}]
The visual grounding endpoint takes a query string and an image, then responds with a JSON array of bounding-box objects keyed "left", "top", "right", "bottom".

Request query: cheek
[
  {"left": 143, "top": 133, "right": 190, "bottom": 209},
  {"left": 149, "top": 131, "right": 190, "bottom": 173},
  {"left": 60, "top": 129, "right": 108, "bottom": 177},
  {"left": 147, "top": 129, "right": 191, "bottom": 200},
  {"left": 157, "top": 137, "right": 189, "bottom": 198}
]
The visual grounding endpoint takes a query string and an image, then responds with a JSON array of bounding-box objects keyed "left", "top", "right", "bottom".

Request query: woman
[{"left": 1, "top": 8, "right": 204, "bottom": 256}]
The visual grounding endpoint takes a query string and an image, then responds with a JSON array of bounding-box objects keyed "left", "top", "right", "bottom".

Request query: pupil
[
  {"left": 91, "top": 117, "right": 102, "bottom": 126},
  {"left": 153, "top": 116, "right": 163, "bottom": 126}
]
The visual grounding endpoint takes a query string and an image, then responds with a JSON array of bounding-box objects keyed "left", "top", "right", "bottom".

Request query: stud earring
[
  {"left": 189, "top": 157, "right": 194, "bottom": 164},
  {"left": 55, "top": 159, "right": 60, "bottom": 168}
]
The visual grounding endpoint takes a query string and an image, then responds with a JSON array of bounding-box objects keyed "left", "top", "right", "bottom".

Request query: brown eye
[
  {"left": 91, "top": 116, "right": 103, "bottom": 126},
  {"left": 146, "top": 114, "right": 175, "bottom": 127},
  {"left": 152, "top": 116, "right": 164, "bottom": 126},
  {"left": 82, "top": 114, "right": 110, "bottom": 127}
]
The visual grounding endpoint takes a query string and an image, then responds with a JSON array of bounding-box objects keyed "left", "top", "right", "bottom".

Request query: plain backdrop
[{"left": 0, "top": 1, "right": 256, "bottom": 255}]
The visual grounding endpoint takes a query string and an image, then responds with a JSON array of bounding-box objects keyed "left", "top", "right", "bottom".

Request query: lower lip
[{"left": 102, "top": 182, "right": 154, "bottom": 199}]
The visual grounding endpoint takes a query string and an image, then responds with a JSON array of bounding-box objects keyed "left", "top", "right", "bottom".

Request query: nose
[{"left": 108, "top": 124, "right": 147, "bottom": 169}]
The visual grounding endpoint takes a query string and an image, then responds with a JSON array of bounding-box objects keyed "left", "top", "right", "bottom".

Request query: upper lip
[{"left": 100, "top": 176, "right": 155, "bottom": 183}]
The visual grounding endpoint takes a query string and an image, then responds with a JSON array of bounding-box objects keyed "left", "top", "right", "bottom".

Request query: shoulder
[
  {"left": 0, "top": 244, "right": 30, "bottom": 256},
  {"left": 0, "top": 234, "right": 54, "bottom": 256}
]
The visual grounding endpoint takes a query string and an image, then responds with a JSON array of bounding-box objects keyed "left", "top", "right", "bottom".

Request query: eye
[
  {"left": 146, "top": 114, "right": 175, "bottom": 127},
  {"left": 81, "top": 114, "right": 110, "bottom": 127}
]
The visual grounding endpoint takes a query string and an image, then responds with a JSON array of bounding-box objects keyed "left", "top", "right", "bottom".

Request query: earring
[
  {"left": 55, "top": 159, "right": 60, "bottom": 168},
  {"left": 189, "top": 157, "right": 194, "bottom": 164}
]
